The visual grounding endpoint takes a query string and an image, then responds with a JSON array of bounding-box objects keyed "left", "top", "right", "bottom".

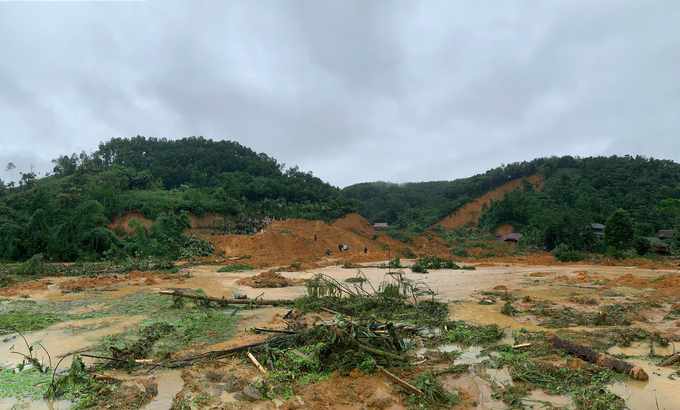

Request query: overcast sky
[{"left": 1, "top": 0, "right": 679, "bottom": 188}]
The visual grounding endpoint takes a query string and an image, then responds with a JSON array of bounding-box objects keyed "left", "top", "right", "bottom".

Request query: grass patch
[
  {"left": 439, "top": 321, "right": 504, "bottom": 347},
  {"left": 216, "top": 263, "right": 253, "bottom": 272}
]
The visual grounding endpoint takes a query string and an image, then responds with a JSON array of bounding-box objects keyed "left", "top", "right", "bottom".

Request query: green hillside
[
  {"left": 0, "top": 136, "right": 355, "bottom": 262},
  {"left": 343, "top": 155, "right": 680, "bottom": 254}
]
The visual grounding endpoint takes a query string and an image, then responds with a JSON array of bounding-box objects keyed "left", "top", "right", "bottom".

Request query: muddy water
[
  {"left": 0, "top": 315, "right": 145, "bottom": 368},
  {"left": 142, "top": 370, "right": 184, "bottom": 410},
  {"left": 0, "top": 399, "right": 71, "bottom": 410},
  {"left": 451, "top": 301, "right": 544, "bottom": 331},
  {"left": 608, "top": 342, "right": 675, "bottom": 357},
  {"left": 609, "top": 359, "right": 680, "bottom": 410}
]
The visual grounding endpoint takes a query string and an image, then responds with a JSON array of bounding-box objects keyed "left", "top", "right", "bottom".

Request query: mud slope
[
  {"left": 437, "top": 174, "right": 544, "bottom": 229},
  {"left": 204, "top": 213, "right": 414, "bottom": 267}
]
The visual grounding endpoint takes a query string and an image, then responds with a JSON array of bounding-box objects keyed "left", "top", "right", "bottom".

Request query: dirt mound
[
  {"left": 554, "top": 271, "right": 606, "bottom": 284},
  {"left": 607, "top": 273, "right": 680, "bottom": 298},
  {"left": 236, "top": 270, "right": 303, "bottom": 288},
  {"left": 206, "top": 215, "right": 410, "bottom": 268},
  {"left": 59, "top": 276, "right": 119, "bottom": 292},
  {"left": 437, "top": 174, "right": 544, "bottom": 229},
  {"left": 0, "top": 280, "right": 49, "bottom": 297},
  {"left": 331, "top": 213, "right": 378, "bottom": 238},
  {"left": 530, "top": 272, "right": 553, "bottom": 277},
  {"left": 608, "top": 273, "right": 652, "bottom": 288}
]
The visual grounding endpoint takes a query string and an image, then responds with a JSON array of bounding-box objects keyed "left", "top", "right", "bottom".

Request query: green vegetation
[
  {"left": 216, "top": 263, "right": 254, "bottom": 272},
  {"left": 411, "top": 256, "right": 476, "bottom": 273},
  {"left": 440, "top": 321, "right": 503, "bottom": 347},
  {"left": 0, "top": 136, "right": 355, "bottom": 263}
]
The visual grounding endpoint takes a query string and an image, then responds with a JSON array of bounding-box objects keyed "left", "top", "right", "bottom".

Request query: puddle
[
  {"left": 0, "top": 399, "right": 71, "bottom": 410},
  {"left": 0, "top": 315, "right": 146, "bottom": 368},
  {"left": 608, "top": 359, "right": 680, "bottom": 410},
  {"left": 142, "top": 370, "right": 185, "bottom": 410},
  {"left": 485, "top": 366, "right": 512, "bottom": 385},
  {"left": 451, "top": 301, "right": 544, "bottom": 331},
  {"left": 525, "top": 389, "right": 572, "bottom": 408},
  {"left": 608, "top": 342, "right": 675, "bottom": 357}
]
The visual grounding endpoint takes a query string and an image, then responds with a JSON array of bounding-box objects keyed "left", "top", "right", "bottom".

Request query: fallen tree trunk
[
  {"left": 159, "top": 290, "right": 294, "bottom": 305},
  {"left": 550, "top": 336, "right": 648, "bottom": 380},
  {"left": 659, "top": 353, "right": 680, "bottom": 367}
]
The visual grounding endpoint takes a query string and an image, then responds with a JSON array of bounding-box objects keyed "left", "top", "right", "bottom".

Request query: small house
[
  {"left": 589, "top": 223, "right": 605, "bottom": 239},
  {"left": 644, "top": 237, "right": 671, "bottom": 254},
  {"left": 373, "top": 223, "right": 389, "bottom": 229},
  {"left": 504, "top": 233, "right": 523, "bottom": 242},
  {"left": 658, "top": 230, "right": 678, "bottom": 240}
]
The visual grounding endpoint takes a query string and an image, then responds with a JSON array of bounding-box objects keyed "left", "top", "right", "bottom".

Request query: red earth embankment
[{"left": 437, "top": 174, "right": 544, "bottom": 229}]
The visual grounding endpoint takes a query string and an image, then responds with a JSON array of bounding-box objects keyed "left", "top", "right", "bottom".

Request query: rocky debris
[{"left": 235, "top": 384, "right": 262, "bottom": 401}]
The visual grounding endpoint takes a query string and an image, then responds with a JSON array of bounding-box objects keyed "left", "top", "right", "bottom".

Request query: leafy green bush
[
  {"left": 216, "top": 264, "right": 253, "bottom": 272},
  {"left": 178, "top": 235, "right": 215, "bottom": 259}
]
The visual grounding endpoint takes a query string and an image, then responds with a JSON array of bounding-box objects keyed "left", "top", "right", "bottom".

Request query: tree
[
  {"left": 604, "top": 208, "right": 635, "bottom": 251},
  {"left": 5, "top": 162, "right": 15, "bottom": 185}
]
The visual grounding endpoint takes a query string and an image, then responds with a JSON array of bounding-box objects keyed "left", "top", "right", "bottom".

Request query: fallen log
[
  {"left": 253, "top": 328, "right": 298, "bottom": 334},
  {"left": 659, "top": 353, "right": 680, "bottom": 367},
  {"left": 379, "top": 368, "right": 424, "bottom": 396},
  {"left": 159, "top": 290, "right": 294, "bottom": 305},
  {"left": 550, "top": 336, "right": 648, "bottom": 380}
]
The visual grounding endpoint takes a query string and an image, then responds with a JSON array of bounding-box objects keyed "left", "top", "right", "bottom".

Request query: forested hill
[
  {"left": 341, "top": 159, "right": 544, "bottom": 228},
  {"left": 0, "top": 136, "right": 354, "bottom": 262},
  {"left": 342, "top": 155, "right": 680, "bottom": 251}
]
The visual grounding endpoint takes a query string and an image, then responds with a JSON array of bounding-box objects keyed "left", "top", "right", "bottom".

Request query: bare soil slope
[
  {"left": 437, "top": 174, "right": 544, "bottom": 229},
  {"left": 204, "top": 214, "right": 412, "bottom": 268}
]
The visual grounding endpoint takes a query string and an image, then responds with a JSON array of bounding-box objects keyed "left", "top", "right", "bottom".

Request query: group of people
[{"left": 324, "top": 243, "right": 368, "bottom": 257}]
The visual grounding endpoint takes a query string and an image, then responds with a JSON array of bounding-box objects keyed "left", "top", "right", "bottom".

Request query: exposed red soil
[
  {"left": 204, "top": 214, "right": 420, "bottom": 268},
  {"left": 0, "top": 280, "right": 49, "bottom": 296},
  {"left": 437, "top": 174, "right": 544, "bottom": 229},
  {"left": 236, "top": 270, "right": 304, "bottom": 288},
  {"left": 59, "top": 276, "right": 119, "bottom": 292},
  {"left": 554, "top": 271, "right": 607, "bottom": 284}
]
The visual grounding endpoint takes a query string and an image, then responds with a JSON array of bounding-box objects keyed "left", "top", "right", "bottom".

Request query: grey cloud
[{"left": 1, "top": 0, "right": 679, "bottom": 188}]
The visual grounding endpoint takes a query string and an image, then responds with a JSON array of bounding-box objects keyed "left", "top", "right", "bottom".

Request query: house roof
[
  {"left": 658, "top": 230, "right": 678, "bottom": 238},
  {"left": 590, "top": 223, "right": 605, "bottom": 230},
  {"left": 373, "top": 223, "right": 389, "bottom": 228},
  {"left": 644, "top": 237, "right": 670, "bottom": 248}
]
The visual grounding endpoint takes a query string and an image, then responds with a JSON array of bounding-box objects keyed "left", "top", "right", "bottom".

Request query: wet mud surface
[{"left": 2, "top": 259, "right": 680, "bottom": 409}]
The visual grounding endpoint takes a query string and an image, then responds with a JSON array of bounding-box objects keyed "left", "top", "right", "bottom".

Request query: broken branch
[
  {"left": 159, "top": 290, "right": 294, "bottom": 305},
  {"left": 379, "top": 368, "right": 424, "bottom": 396},
  {"left": 247, "top": 351, "right": 268, "bottom": 374}
]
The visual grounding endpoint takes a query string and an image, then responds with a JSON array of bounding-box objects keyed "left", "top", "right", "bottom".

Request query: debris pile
[{"left": 236, "top": 269, "right": 303, "bottom": 288}]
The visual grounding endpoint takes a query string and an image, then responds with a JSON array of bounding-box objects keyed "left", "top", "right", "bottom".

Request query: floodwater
[
  {"left": 3, "top": 261, "right": 680, "bottom": 409},
  {"left": 0, "top": 315, "right": 146, "bottom": 368},
  {"left": 609, "top": 359, "right": 680, "bottom": 410}
]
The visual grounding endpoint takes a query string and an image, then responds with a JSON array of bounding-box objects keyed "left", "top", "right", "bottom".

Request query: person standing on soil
[
  {"left": 338, "top": 244, "right": 343, "bottom": 252},
  {"left": 314, "top": 234, "right": 317, "bottom": 241},
  {"left": 325, "top": 249, "right": 331, "bottom": 257},
  {"left": 364, "top": 247, "right": 368, "bottom": 254},
  {"left": 344, "top": 244, "right": 349, "bottom": 252}
]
